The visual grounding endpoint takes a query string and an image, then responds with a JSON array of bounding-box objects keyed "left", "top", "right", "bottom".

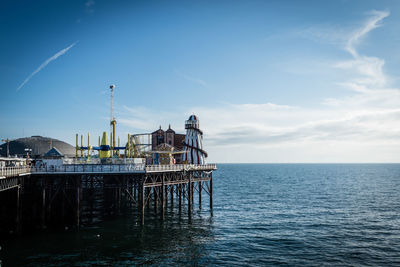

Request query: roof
[
  {"left": 44, "top": 147, "right": 64, "bottom": 157},
  {"left": 0, "top": 157, "right": 26, "bottom": 162},
  {"left": 166, "top": 124, "right": 175, "bottom": 133},
  {"left": 152, "top": 126, "right": 164, "bottom": 134},
  {"left": 155, "top": 143, "right": 174, "bottom": 151},
  {"left": 188, "top": 114, "right": 198, "bottom": 121}
]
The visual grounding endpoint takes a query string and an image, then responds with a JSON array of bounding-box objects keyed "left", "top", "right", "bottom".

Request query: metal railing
[
  {"left": 0, "top": 166, "right": 31, "bottom": 178},
  {"left": 31, "top": 164, "right": 146, "bottom": 174},
  {"left": 145, "top": 164, "right": 217, "bottom": 172},
  {"left": 0, "top": 164, "right": 217, "bottom": 176}
]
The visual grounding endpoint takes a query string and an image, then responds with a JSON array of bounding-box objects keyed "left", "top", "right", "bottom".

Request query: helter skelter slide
[{"left": 182, "top": 115, "right": 208, "bottom": 164}]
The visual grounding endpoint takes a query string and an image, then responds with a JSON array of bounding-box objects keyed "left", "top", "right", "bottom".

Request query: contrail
[
  {"left": 346, "top": 10, "right": 389, "bottom": 58},
  {"left": 16, "top": 41, "right": 78, "bottom": 91}
]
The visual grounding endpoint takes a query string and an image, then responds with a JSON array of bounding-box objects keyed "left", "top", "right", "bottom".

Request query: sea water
[{"left": 2, "top": 164, "right": 400, "bottom": 266}]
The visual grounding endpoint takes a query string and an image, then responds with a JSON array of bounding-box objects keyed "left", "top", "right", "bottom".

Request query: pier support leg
[
  {"left": 141, "top": 182, "right": 145, "bottom": 225},
  {"left": 178, "top": 184, "right": 182, "bottom": 213},
  {"left": 146, "top": 188, "right": 150, "bottom": 210},
  {"left": 191, "top": 180, "right": 194, "bottom": 205},
  {"left": 61, "top": 188, "right": 65, "bottom": 221},
  {"left": 88, "top": 177, "right": 94, "bottom": 224},
  {"left": 153, "top": 187, "right": 158, "bottom": 214},
  {"left": 164, "top": 185, "right": 166, "bottom": 206},
  {"left": 198, "top": 181, "right": 202, "bottom": 209},
  {"left": 41, "top": 180, "right": 46, "bottom": 229},
  {"left": 209, "top": 174, "right": 213, "bottom": 210},
  {"left": 133, "top": 180, "right": 137, "bottom": 203},
  {"left": 161, "top": 176, "right": 165, "bottom": 220},
  {"left": 118, "top": 187, "right": 121, "bottom": 214},
  {"left": 170, "top": 185, "right": 174, "bottom": 207},
  {"left": 76, "top": 178, "right": 80, "bottom": 227},
  {"left": 16, "top": 185, "right": 21, "bottom": 235},
  {"left": 47, "top": 184, "right": 52, "bottom": 223},
  {"left": 188, "top": 176, "right": 192, "bottom": 213}
]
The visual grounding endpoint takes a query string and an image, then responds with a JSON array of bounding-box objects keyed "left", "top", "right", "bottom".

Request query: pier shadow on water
[{"left": 1, "top": 200, "right": 215, "bottom": 266}]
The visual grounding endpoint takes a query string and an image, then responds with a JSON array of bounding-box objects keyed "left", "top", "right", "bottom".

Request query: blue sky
[{"left": 1, "top": 0, "right": 400, "bottom": 162}]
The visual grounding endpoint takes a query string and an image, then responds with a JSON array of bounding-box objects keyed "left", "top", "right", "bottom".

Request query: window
[{"left": 157, "top": 136, "right": 164, "bottom": 145}]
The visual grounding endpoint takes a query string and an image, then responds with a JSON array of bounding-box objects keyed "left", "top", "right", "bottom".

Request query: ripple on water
[{"left": 2, "top": 164, "right": 400, "bottom": 266}]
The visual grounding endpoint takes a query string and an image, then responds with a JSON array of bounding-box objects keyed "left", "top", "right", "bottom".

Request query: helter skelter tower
[{"left": 182, "top": 115, "right": 208, "bottom": 164}]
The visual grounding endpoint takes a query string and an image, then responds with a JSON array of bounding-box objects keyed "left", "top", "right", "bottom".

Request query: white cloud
[
  {"left": 16, "top": 42, "right": 77, "bottom": 91},
  {"left": 334, "top": 10, "right": 390, "bottom": 91},
  {"left": 346, "top": 10, "right": 389, "bottom": 58},
  {"left": 118, "top": 11, "right": 400, "bottom": 162}
]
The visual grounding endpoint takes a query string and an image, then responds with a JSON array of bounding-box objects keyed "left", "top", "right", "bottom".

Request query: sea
[{"left": 1, "top": 163, "right": 400, "bottom": 266}]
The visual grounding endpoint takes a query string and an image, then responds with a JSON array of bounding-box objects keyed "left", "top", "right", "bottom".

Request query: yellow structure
[
  {"left": 127, "top": 134, "right": 132, "bottom": 158},
  {"left": 75, "top": 134, "right": 78, "bottom": 158},
  {"left": 80, "top": 135, "right": 83, "bottom": 157},
  {"left": 99, "top": 131, "right": 111, "bottom": 159},
  {"left": 87, "top": 133, "right": 91, "bottom": 159}
]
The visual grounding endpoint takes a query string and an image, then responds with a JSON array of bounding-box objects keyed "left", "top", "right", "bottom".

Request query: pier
[
  {"left": 0, "top": 163, "right": 216, "bottom": 235},
  {"left": 0, "top": 88, "right": 215, "bottom": 236}
]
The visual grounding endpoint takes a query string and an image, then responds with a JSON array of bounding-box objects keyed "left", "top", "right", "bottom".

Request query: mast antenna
[
  {"left": 110, "top": 84, "right": 115, "bottom": 124},
  {"left": 109, "top": 84, "right": 116, "bottom": 156}
]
